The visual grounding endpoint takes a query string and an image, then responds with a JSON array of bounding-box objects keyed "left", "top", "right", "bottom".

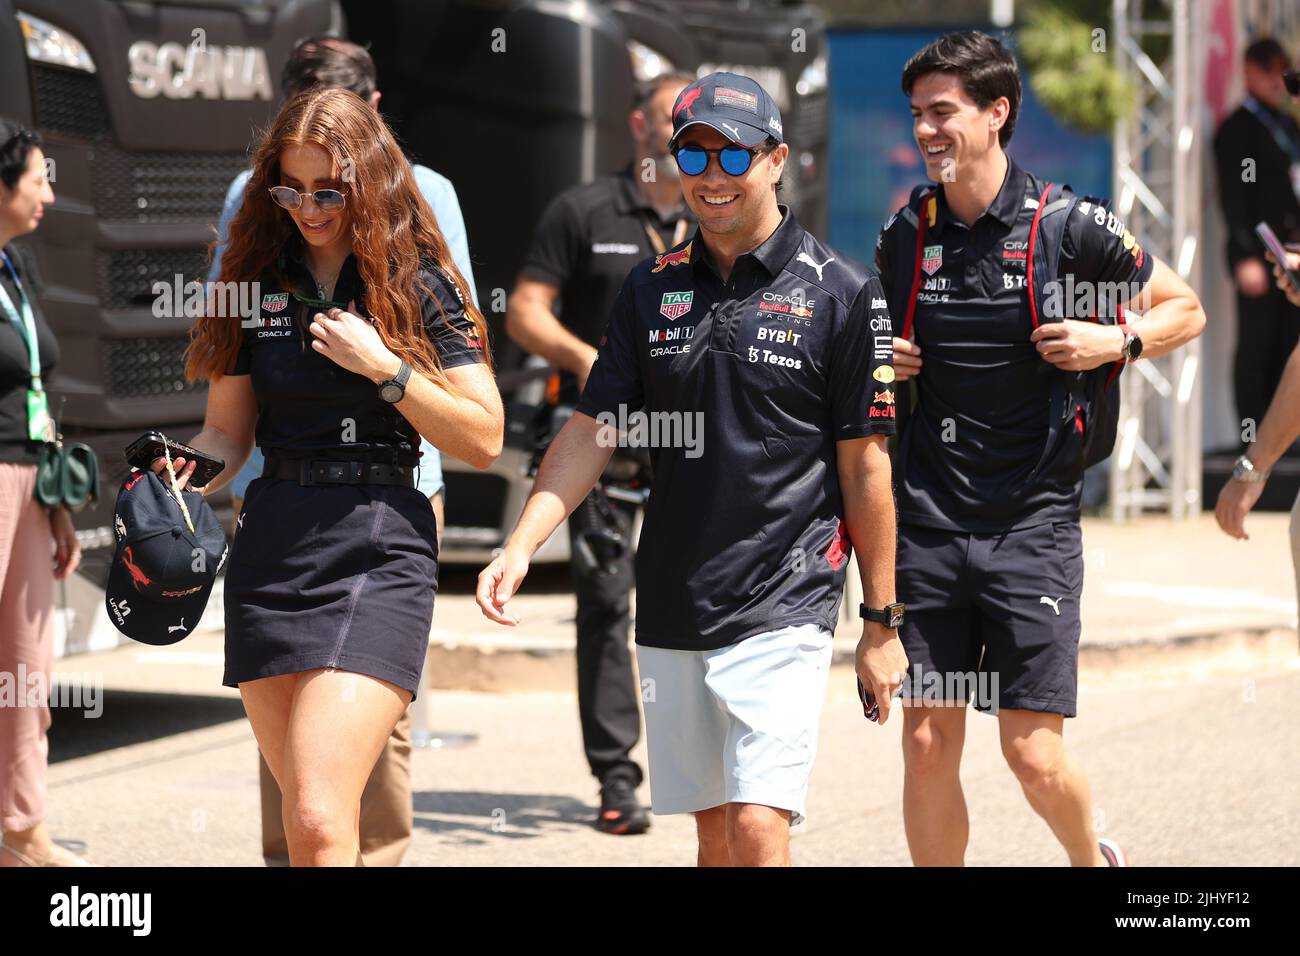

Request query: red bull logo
[
  {"left": 674, "top": 86, "right": 703, "bottom": 120},
  {"left": 120, "top": 545, "right": 153, "bottom": 591},
  {"left": 651, "top": 242, "right": 693, "bottom": 274},
  {"left": 823, "top": 520, "right": 850, "bottom": 571}
]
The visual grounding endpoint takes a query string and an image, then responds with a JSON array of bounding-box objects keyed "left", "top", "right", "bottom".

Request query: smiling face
[
  {"left": 910, "top": 71, "right": 1008, "bottom": 182},
  {"left": 0, "top": 146, "right": 55, "bottom": 240},
  {"left": 277, "top": 143, "right": 349, "bottom": 252},
  {"left": 676, "top": 126, "right": 786, "bottom": 239}
]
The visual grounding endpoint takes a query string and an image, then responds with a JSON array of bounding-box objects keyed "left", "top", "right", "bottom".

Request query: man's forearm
[
  {"left": 509, "top": 412, "right": 615, "bottom": 556},
  {"left": 839, "top": 440, "right": 897, "bottom": 608},
  {"left": 1248, "top": 344, "right": 1300, "bottom": 471},
  {"left": 1126, "top": 296, "right": 1204, "bottom": 360},
  {"left": 507, "top": 299, "right": 598, "bottom": 377}
]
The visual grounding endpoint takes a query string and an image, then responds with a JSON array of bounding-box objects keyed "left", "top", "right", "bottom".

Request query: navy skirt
[{"left": 222, "top": 477, "right": 438, "bottom": 699}]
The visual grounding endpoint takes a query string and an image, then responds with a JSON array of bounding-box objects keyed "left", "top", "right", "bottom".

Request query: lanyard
[
  {"left": 639, "top": 211, "right": 689, "bottom": 256},
  {"left": 1243, "top": 96, "right": 1300, "bottom": 163},
  {"left": 0, "top": 251, "right": 41, "bottom": 389}
]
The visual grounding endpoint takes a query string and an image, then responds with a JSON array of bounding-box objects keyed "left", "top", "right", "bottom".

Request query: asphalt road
[{"left": 44, "top": 649, "right": 1300, "bottom": 866}]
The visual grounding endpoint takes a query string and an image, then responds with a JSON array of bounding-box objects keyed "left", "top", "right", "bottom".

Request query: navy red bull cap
[
  {"left": 668, "top": 71, "right": 784, "bottom": 150},
  {"left": 104, "top": 469, "right": 228, "bottom": 646}
]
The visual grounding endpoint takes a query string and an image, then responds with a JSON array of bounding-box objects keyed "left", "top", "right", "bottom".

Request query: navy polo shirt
[
  {"left": 226, "top": 244, "right": 484, "bottom": 464},
  {"left": 876, "top": 160, "right": 1154, "bottom": 533},
  {"left": 576, "top": 207, "right": 896, "bottom": 651}
]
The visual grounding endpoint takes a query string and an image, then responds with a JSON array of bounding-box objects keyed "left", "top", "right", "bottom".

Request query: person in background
[
  {"left": 506, "top": 71, "right": 694, "bottom": 835},
  {"left": 1213, "top": 37, "right": 1300, "bottom": 438},
  {"left": 1216, "top": 232, "right": 1300, "bottom": 610},
  {"left": 209, "top": 37, "right": 477, "bottom": 867},
  {"left": 0, "top": 119, "right": 89, "bottom": 867}
]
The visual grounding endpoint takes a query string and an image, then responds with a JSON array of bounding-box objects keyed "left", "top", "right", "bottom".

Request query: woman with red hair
[{"left": 160, "top": 88, "right": 502, "bottom": 865}]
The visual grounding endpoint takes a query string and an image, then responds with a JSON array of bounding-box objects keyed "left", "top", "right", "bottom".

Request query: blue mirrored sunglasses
[{"left": 673, "top": 143, "right": 770, "bottom": 177}]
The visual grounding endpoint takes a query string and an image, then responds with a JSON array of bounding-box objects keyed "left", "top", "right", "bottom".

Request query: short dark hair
[
  {"left": 1245, "top": 37, "right": 1290, "bottom": 70},
  {"left": 632, "top": 71, "right": 697, "bottom": 114},
  {"left": 281, "top": 37, "right": 377, "bottom": 100},
  {"left": 0, "top": 119, "right": 41, "bottom": 190},
  {"left": 901, "top": 30, "right": 1022, "bottom": 148}
]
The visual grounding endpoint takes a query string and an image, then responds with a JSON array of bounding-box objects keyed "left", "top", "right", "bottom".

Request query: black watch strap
[{"left": 860, "top": 602, "right": 905, "bottom": 628}]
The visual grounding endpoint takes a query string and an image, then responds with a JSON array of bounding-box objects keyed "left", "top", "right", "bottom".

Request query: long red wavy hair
[{"left": 185, "top": 88, "right": 490, "bottom": 385}]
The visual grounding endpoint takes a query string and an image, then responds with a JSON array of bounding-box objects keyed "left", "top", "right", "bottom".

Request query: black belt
[{"left": 263, "top": 453, "right": 414, "bottom": 487}]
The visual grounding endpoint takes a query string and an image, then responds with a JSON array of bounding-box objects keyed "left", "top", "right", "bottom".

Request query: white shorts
[{"left": 635, "top": 623, "right": 834, "bottom": 826}]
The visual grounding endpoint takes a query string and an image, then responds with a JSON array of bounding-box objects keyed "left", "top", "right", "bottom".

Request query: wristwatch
[
  {"left": 1231, "top": 455, "right": 1269, "bottom": 483},
  {"left": 860, "top": 602, "right": 906, "bottom": 628},
  {"left": 1120, "top": 324, "right": 1143, "bottom": 361},
  {"left": 378, "top": 360, "right": 412, "bottom": 404}
]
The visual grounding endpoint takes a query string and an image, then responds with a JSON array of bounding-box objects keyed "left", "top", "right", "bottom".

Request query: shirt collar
[
  {"left": 934, "top": 158, "right": 1029, "bottom": 231},
  {"left": 690, "top": 204, "right": 803, "bottom": 279}
]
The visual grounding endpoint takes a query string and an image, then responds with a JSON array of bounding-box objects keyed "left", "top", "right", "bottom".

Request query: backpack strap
[
  {"left": 1024, "top": 182, "right": 1054, "bottom": 329},
  {"left": 901, "top": 189, "right": 936, "bottom": 341}
]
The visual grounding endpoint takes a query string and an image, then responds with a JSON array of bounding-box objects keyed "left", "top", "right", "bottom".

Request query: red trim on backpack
[
  {"left": 902, "top": 191, "right": 933, "bottom": 342},
  {"left": 1024, "top": 182, "right": 1053, "bottom": 329}
]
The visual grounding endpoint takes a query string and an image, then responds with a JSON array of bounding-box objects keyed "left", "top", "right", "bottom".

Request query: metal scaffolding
[{"left": 1110, "top": 0, "right": 1204, "bottom": 520}]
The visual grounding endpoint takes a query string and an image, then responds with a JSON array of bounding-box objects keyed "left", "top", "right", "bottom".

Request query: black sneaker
[{"left": 595, "top": 778, "right": 651, "bottom": 835}]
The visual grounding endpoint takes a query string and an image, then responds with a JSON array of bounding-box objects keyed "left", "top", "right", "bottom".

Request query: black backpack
[{"left": 886, "top": 181, "right": 1129, "bottom": 477}]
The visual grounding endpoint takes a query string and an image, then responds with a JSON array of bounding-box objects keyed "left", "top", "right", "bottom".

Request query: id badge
[{"left": 26, "top": 388, "right": 54, "bottom": 443}]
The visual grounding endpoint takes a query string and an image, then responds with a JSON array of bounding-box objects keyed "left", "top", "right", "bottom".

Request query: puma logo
[
  {"left": 1040, "top": 596, "right": 1062, "bottom": 615},
  {"left": 236, "top": 513, "right": 245, "bottom": 530},
  {"left": 168, "top": 617, "right": 187, "bottom": 635},
  {"left": 720, "top": 122, "right": 741, "bottom": 140},
  {"left": 796, "top": 251, "right": 835, "bottom": 281}
]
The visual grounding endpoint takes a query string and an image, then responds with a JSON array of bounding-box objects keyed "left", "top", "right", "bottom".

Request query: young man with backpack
[{"left": 876, "top": 31, "right": 1205, "bottom": 866}]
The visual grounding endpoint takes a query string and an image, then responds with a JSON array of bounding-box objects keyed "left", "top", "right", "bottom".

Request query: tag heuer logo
[
  {"left": 659, "top": 291, "right": 693, "bottom": 321},
  {"left": 921, "top": 244, "right": 943, "bottom": 276},
  {"left": 262, "top": 293, "right": 289, "bottom": 313}
]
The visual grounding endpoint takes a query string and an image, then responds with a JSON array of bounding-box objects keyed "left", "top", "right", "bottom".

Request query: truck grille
[
  {"left": 103, "top": 336, "right": 205, "bottom": 400},
  {"left": 91, "top": 143, "right": 246, "bottom": 223},
  {"left": 29, "top": 64, "right": 248, "bottom": 223},
  {"left": 99, "top": 248, "right": 212, "bottom": 310},
  {"left": 30, "top": 65, "right": 109, "bottom": 139}
]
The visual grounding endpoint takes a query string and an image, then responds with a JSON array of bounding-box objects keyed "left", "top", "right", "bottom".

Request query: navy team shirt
[
  {"left": 576, "top": 207, "right": 896, "bottom": 651},
  {"left": 227, "top": 241, "right": 484, "bottom": 464},
  {"left": 876, "top": 160, "right": 1154, "bottom": 533}
]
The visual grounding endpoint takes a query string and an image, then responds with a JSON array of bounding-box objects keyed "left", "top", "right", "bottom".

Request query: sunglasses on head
[
  {"left": 673, "top": 142, "right": 773, "bottom": 177},
  {"left": 1286, "top": 70, "right": 1300, "bottom": 97},
  {"left": 269, "top": 185, "right": 346, "bottom": 212}
]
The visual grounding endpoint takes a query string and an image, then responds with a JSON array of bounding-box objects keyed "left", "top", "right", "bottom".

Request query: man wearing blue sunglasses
[{"left": 479, "top": 72, "right": 905, "bottom": 866}]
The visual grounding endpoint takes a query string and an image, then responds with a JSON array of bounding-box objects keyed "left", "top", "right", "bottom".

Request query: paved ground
[{"left": 42, "top": 512, "right": 1300, "bottom": 866}]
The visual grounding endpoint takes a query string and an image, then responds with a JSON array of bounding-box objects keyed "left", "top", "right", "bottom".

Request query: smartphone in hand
[
  {"left": 124, "top": 431, "right": 225, "bottom": 489},
  {"left": 1255, "top": 221, "right": 1300, "bottom": 289},
  {"left": 857, "top": 677, "right": 880, "bottom": 723}
]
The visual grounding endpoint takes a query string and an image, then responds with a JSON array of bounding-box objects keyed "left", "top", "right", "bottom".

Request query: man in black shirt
[
  {"left": 483, "top": 73, "right": 905, "bottom": 866},
  {"left": 878, "top": 32, "right": 1204, "bottom": 867},
  {"left": 1213, "top": 38, "right": 1300, "bottom": 437},
  {"left": 506, "top": 72, "right": 694, "bottom": 834}
]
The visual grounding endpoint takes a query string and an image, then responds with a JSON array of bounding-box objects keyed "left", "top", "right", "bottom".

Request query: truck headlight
[
  {"left": 795, "top": 52, "right": 826, "bottom": 97},
  {"left": 16, "top": 11, "right": 97, "bottom": 73}
]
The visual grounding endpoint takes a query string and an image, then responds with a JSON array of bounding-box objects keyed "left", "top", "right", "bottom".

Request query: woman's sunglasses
[
  {"left": 268, "top": 185, "right": 346, "bottom": 212},
  {"left": 673, "top": 143, "right": 772, "bottom": 177}
]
